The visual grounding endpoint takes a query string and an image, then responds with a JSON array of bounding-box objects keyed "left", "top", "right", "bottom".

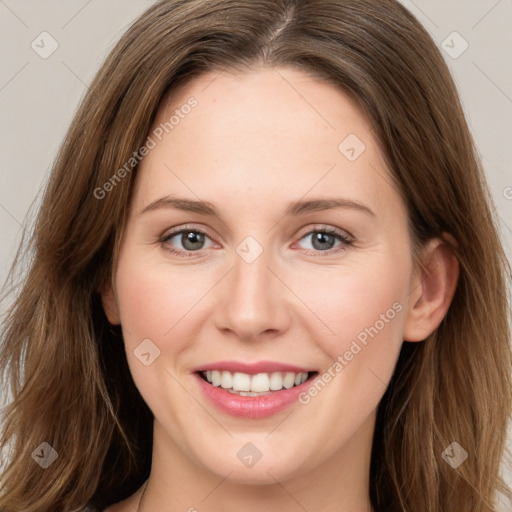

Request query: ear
[
  {"left": 403, "top": 235, "right": 459, "bottom": 342},
  {"left": 100, "top": 282, "right": 121, "bottom": 325}
]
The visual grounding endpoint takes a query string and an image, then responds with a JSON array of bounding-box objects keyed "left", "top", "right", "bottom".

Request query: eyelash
[{"left": 159, "top": 224, "right": 353, "bottom": 258}]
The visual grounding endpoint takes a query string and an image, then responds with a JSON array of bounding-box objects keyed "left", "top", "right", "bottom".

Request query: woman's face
[{"left": 105, "top": 67, "right": 422, "bottom": 485}]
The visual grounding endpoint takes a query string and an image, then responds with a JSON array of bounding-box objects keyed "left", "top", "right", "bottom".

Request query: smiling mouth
[{"left": 197, "top": 370, "right": 319, "bottom": 396}]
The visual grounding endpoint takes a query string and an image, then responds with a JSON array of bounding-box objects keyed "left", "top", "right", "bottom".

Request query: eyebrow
[{"left": 141, "top": 196, "right": 375, "bottom": 218}]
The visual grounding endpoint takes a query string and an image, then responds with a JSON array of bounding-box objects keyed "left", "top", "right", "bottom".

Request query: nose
[{"left": 213, "top": 246, "right": 290, "bottom": 342}]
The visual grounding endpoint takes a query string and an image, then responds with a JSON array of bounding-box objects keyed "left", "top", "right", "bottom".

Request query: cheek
[
  {"left": 304, "top": 254, "right": 409, "bottom": 354},
  {"left": 114, "top": 251, "right": 208, "bottom": 361},
  {"left": 288, "top": 256, "right": 409, "bottom": 461},
  {"left": 113, "top": 253, "right": 213, "bottom": 420},
  {"left": 303, "top": 250, "right": 410, "bottom": 409}
]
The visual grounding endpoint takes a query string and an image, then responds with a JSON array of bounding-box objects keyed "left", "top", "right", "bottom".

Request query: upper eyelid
[
  {"left": 161, "top": 224, "right": 353, "bottom": 245},
  {"left": 162, "top": 224, "right": 216, "bottom": 241},
  {"left": 295, "top": 224, "right": 353, "bottom": 241}
]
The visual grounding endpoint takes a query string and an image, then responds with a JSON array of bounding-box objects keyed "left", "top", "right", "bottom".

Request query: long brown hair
[{"left": 1, "top": 1, "right": 511, "bottom": 510}]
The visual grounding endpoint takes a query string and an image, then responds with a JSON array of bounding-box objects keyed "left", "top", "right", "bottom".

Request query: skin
[{"left": 102, "top": 66, "right": 459, "bottom": 512}]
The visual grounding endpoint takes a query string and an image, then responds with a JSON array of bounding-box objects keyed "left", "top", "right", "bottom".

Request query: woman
[{"left": 1, "top": 0, "right": 510, "bottom": 511}]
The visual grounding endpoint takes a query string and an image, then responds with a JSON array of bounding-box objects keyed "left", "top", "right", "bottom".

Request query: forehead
[
  {"left": 133, "top": 67, "right": 404, "bottom": 225},
  {"left": 150, "top": 67, "right": 372, "bottom": 167}
]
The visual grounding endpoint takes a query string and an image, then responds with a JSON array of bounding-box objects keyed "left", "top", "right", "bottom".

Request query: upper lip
[{"left": 191, "top": 360, "right": 316, "bottom": 375}]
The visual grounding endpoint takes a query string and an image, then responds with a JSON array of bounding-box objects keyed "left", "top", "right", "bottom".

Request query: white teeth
[
  {"left": 269, "top": 372, "right": 283, "bottom": 390},
  {"left": 202, "top": 370, "right": 309, "bottom": 392},
  {"left": 220, "top": 371, "right": 232, "bottom": 389},
  {"left": 211, "top": 370, "right": 221, "bottom": 387},
  {"left": 251, "top": 373, "right": 270, "bottom": 392},
  {"left": 232, "top": 372, "right": 251, "bottom": 391},
  {"left": 283, "top": 372, "right": 296, "bottom": 389},
  {"left": 227, "top": 390, "right": 266, "bottom": 396}
]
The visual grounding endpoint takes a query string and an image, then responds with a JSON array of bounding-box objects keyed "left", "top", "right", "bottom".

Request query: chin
[{"left": 197, "top": 444, "right": 309, "bottom": 485}]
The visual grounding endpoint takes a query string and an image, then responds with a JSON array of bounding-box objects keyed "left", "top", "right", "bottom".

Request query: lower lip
[{"left": 193, "top": 373, "right": 316, "bottom": 419}]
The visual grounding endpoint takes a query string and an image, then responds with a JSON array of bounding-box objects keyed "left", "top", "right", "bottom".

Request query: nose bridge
[{"left": 214, "top": 238, "right": 288, "bottom": 340}]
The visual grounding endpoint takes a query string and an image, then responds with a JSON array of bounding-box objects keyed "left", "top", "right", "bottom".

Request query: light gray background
[{"left": 0, "top": 0, "right": 511, "bottom": 508}]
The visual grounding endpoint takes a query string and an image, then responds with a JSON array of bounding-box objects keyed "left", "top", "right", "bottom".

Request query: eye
[
  {"left": 160, "top": 226, "right": 215, "bottom": 256},
  {"left": 159, "top": 224, "right": 353, "bottom": 258},
  {"left": 294, "top": 227, "right": 353, "bottom": 255}
]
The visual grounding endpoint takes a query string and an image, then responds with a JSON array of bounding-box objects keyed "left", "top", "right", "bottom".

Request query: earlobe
[
  {"left": 403, "top": 235, "right": 459, "bottom": 342},
  {"left": 100, "top": 283, "right": 121, "bottom": 325}
]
